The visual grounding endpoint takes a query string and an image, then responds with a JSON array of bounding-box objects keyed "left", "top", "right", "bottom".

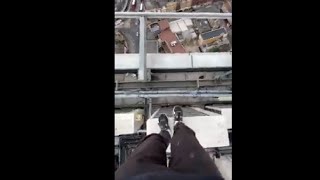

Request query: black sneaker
[
  {"left": 173, "top": 106, "right": 183, "bottom": 122},
  {"left": 158, "top": 114, "right": 170, "bottom": 131}
]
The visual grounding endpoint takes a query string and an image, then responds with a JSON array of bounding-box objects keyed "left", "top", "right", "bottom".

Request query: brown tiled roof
[
  {"left": 158, "top": 20, "right": 170, "bottom": 31},
  {"left": 159, "top": 29, "right": 186, "bottom": 53}
]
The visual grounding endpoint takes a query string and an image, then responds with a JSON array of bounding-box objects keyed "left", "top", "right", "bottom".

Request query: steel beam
[
  {"left": 115, "top": 96, "right": 231, "bottom": 108},
  {"left": 115, "top": 90, "right": 231, "bottom": 94},
  {"left": 115, "top": 12, "right": 232, "bottom": 19},
  {"left": 115, "top": 90, "right": 231, "bottom": 98},
  {"left": 148, "top": 98, "right": 152, "bottom": 118},
  {"left": 115, "top": 79, "right": 232, "bottom": 90},
  {"left": 115, "top": 94, "right": 230, "bottom": 98},
  {"left": 138, "top": 16, "right": 147, "bottom": 81}
]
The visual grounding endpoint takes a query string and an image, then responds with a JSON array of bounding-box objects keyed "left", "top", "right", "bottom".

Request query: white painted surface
[
  {"left": 177, "top": 20, "right": 188, "bottom": 31},
  {"left": 169, "top": 19, "right": 193, "bottom": 33},
  {"left": 114, "top": 53, "right": 232, "bottom": 70},
  {"left": 215, "top": 156, "right": 232, "bottom": 180},
  {"left": 217, "top": 96, "right": 232, "bottom": 101},
  {"left": 147, "top": 116, "right": 230, "bottom": 152},
  {"left": 205, "top": 106, "right": 232, "bottom": 129},
  {"left": 192, "top": 52, "right": 232, "bottom": 68},
  {"left": 147, "top": 53, "right": 192, "bottom": 69},
  {"left": 115, "top": 113, "right": 135, "bottom": 135},
  {"left": 169, "top": 22, "right": 181, "bottom": 33},
  {"left": 184, "top": 19, "right": 193, "bottom": 27},
  {"left": 221, "top": 108, "right": 232, "bottom": 129},
  {"left": 114, "top": 54, "right": 140, "bottom": 70}
]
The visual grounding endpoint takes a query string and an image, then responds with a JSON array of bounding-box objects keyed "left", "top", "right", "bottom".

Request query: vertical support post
[
  {"left": 148, "top": 98, "right": 152, "bottom": 118},
  {"left": 144, "top": 98, "right": 148, "bottom": 119},
  {"left": 138, "top": 16, "right": 147, "bottom": 81},
  {"left": 115, "top": 80, "right": 118, "bottom": 91},
  {"left": 142, "top": 98, "right": 148, "bottom": 130}
]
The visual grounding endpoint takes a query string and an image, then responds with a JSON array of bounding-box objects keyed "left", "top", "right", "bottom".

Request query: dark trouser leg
[
  {"left": 115, "top": 131, "right": 171, "bottom": 180},
  {"left": 169, "top": 122, "right": 222, "bottom": 176}
]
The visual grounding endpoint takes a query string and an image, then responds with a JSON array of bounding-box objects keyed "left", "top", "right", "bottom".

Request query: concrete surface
[
  {"left": 205, "top": 106, "right": 232, "bottom": 129},
  {"left": 192, "top": 53, "right": 232, "bottom": 68},
  {"left": 147, "top": 53, "right": 192, "bottom": 69},
  {"left": 153, "top": 106, "right": 208, "bottom": 118},
  {"left": 115, "top": 113, "right": 135, "bottom": 135},
  {"left": 115, "top": 54, "right": 140, "bottom": 69},
  {"left": 146, "top": 40, "right": 158, "bottom": 53},
  {"left": 115, "top": 52, "right": 232, "bottom": 70},
  {"left": 146, "top": 115, "right": 230, "bottom": 151},
  {"left": 115, "top": 111, "right": 144, "bottom": 135},
  {"left": 215, "top": 155, "right": 232, "bottom": 180}
]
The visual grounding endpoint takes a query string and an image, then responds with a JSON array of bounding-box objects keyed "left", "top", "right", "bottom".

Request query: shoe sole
[
  {"left": 158, "top": 114, "right": 170, "bottom": 130},
  {"left": 173, "top": 106, "right": 183, "bottom": 121}
]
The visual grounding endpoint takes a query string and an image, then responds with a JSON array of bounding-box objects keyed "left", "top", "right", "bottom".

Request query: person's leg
[
  {"left": 169, "top": 106, "right": 222, "bottom": 177},
  {"left": 115, "top": 114, "right": 171, "bottom": 180}
]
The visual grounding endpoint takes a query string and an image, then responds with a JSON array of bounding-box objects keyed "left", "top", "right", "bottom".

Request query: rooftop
[
  {"left": 159, "top": 30, "right": 186, "bottom": 53},
  {"left": 149, "top": 23, "right": 160, "bottom": 32},
  {"left": 169, "top": 19, "right": 193, "bottom": 33},
  {"left": 201, "top": 28, "right": 226, "bottom": 40},
  {"left": 158, "top": 19, "right": 170, "bottom": 30},
  {"left": 158, "top": 20, "right": 186, "bottom": 53},
  {"left": 193, "top": 19, "right": 212, "bottom": 33},
  {"left": 146, "top": 40, "right": 158, "bottom": 53}
]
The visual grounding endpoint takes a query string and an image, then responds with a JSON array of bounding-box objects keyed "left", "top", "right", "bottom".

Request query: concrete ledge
[
  {"left": 115, "top": 53, "right": 232, "bottom": 70},
  {"left": 115, "top": 54, "right": 140, "bottom": 70},
  {"left": 147, "top": 53, "right": 192, "bottom": 69},
  {"left": 192, "top": 53, "right": 232, "bottom": 68}
]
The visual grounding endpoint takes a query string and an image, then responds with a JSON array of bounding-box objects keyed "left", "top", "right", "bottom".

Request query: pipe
[
  {"left": 115, "top": 93, "right": 231, "bottom": 98},
  {"left": 115, "top": 90, "right": 232, "bottom": 94}
]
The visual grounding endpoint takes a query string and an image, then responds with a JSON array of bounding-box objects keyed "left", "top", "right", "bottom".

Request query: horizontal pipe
[
  {"left": 115, "top": 12, "right": 232, "bottom": 19},
  {"left": 115, "top": 97, "right": 231, "bottom": 107},
  {"left": 115, "top": 93, "right": 231, "bottom": 98},
  {"left": 115, "top": 90, "right": 232, "bottom": 94},
  {"left": 115, "top": 79, "right": 232, "bottom": 90}
]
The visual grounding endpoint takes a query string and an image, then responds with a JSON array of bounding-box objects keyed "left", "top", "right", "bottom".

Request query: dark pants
[{"left": 115, "top": 122, "right": 221, "bottom": 180}]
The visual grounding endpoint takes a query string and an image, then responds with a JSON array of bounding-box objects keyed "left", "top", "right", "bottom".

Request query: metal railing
[
  {"left": 115, "top": 12, "right": 232, "bottom": 19},
  {"left": 115, "top": 12, "right": 232, "bottom": 81}
]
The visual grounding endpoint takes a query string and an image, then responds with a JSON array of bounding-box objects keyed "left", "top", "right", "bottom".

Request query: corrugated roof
[
  {"left": 201, "top": 28, "right": 226, "bottom": 40},
  {"left": 169, "top": 22, "right": 181, "bottom": 33},
  {"left": 184, "top": 19, "right": 193, "bottom": 26},
  {"left": 169, "top": 19, "right": 193, "bottom": 33},
  {"left": 177, "top": 20, "right": 188, "bottom": 31}
]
